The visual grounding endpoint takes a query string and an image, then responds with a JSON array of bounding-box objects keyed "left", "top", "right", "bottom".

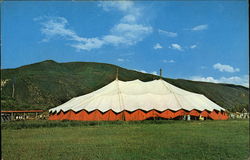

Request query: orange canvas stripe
[
  {"left": 48, "top": 109, "right": 228, "bottom": 121},
  {"left": 189, "top": 110, "right": 200, "bottom": 117},
  {"left": 159, "top": 110, "right": 174, "bottom": 119},
  {"left": 222, "top": 112, "right": 229, "bottom": 120},
  {"left": 76, "top": 110, "right": 88, "bottom": 121},
  {"left": 208, "top": 110, "right": 219, "bottom": 120},
  {"left": 201, "top": 110, "right": 209, "bottom": 117},
  {"left": 174, "top": 109, "right": 186, "bottom": 118}
]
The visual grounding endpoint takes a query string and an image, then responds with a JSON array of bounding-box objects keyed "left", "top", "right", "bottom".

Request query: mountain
[{"left": 1, "top": 60, "right": 249, "bottom": 112}]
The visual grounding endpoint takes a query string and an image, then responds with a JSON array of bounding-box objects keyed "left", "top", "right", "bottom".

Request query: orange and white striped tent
[{"left": 49, "top": 79, "right": 228, "bottom": 121}]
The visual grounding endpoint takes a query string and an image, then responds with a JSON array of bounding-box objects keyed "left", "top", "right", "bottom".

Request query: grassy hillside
[{"left": 1, "top": 60, "right": 249, "bottom": 111}]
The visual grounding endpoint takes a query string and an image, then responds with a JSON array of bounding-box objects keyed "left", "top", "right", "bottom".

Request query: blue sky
[{"left": 1, "top": 1, "right": 249, "bottom": 87}]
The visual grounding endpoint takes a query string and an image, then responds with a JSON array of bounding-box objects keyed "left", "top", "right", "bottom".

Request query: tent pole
[
  {"left": 160, "top": 68, "right": 162, "bottom": 79},
  {"left": 116, "top": 68, "right": 119, "bottom": 80}
]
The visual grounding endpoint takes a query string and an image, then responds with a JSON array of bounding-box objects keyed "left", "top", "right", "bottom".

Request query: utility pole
[
  {"left": 12, "top": 81, "right": 15, "bottom": 98},
  {"left": 160, "top": 68, "right": 163, "bottom": 79}
]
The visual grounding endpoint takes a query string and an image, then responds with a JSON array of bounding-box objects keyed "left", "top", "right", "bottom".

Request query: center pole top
[
  {"left": 116, "top": 68, "right": 119, "bottom": 80},
  {"left": 160, "top": 68, "right": 163, "bottom": 79}
]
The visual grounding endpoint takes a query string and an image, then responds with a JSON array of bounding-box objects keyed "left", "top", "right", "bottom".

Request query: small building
[
  {"left": 242, "top": 108, "right": 249, "bottom": 119},
  {"left": 229, "top": 108, "right": 249, "bottom": 119},
  {"left": 1, "top": 110, "right": 45, "bottom": 122}
]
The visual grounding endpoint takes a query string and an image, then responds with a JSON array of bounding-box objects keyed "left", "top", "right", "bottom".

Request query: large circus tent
[{"left": 49, "top": 78, "right": 228, "bottom": 121}]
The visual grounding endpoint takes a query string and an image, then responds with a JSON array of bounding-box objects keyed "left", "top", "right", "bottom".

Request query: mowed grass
[{"left": 1, "top": 120, "right": 249, "bottom": 160}]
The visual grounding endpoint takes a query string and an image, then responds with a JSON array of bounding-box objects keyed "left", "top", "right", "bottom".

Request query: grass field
[{"left": 1, "top": 120, "right": 249, "bottom": 160}]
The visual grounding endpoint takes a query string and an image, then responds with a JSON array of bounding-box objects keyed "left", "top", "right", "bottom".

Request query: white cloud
[
  {"left": 219, "top": 76, "right": 249, "bottom": 87},
  {"left": 102, "top": 35, "right": 125, "bottom": 46},
  {"left": 153, "top": 43, "right": 163, "bottom": 50},
  {"left": 190, "top": 44, "right": 197, "bottom": 49},
  {"left": 70, "top": 38, "right": 104, "bottom": 51},
  {"left": 98, "top": 0, "right": 152, "bottom": 45},
  {"left": 163, "top": 59, "right": 175, "bottom": 63},
  {"left": 112, "top": 23, "right": 151, "bottom": 33},
  {"left": 99, "top": 1, "right": 141, "bottom": 19},
  {"left": 35, "top": 16, "right": 105, "bottom": 50},
  {"left": 98, "top": 1, "right": 134, "bottom": 12},
  {"left": 189, "top": 75, "right": 249, "bottom": 87},
  {"left": 169, "top": 43, "right": 183, "bottom": 51},
  {"left": 158, "top": 29, "right": 177, "bottom": 37},
  {"left": 213, "top": 63, "right": 240, "bottom": 73},
  {"left": 35, "top": 16, "right": 81, "bottom": 42},
  {"left": 121, "top": 15, "right": 137, "bottom": 23},
  {"left": 117, "top": 58, "right": 125, "bottom": 62},
  {"left": 110, "top": 23, "right": 152, "bottom": 45},
  {"left": 36, "top": 1, "right": 152, "bottom": 51},
  {"left": 100, "top": 2, "right": 153, "bottom": 46},
  {"left": 191, "top": 24, "right": 208, "bottom": 31}
]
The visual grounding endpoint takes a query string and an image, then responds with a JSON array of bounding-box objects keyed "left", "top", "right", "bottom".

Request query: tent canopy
[{"left": 49, "top": 79, "right": 225, "bottom": 113}]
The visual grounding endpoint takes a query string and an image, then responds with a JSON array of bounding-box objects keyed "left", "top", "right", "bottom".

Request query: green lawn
[{"left": 1, "top": 120, "right": 249, "bottom": 160}]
